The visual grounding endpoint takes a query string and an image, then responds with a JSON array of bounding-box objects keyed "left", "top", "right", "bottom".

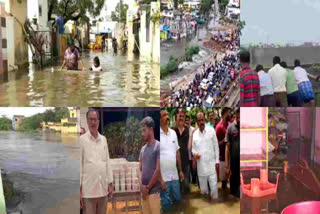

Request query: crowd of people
[
  {"left": 167, "top": 52, "right": 239, "bottom": 107},
  {"left": 240, "top": 50, "right": 316, "bottom": 107},
  {"left": 164, "top": 25, "right": 240, "bottom": 107},
  {"left": 159, "top": 108, "right": 240, "bottom": 212}
]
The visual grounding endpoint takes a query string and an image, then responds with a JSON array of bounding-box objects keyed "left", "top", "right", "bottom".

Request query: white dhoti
[{"left": 198, "top": 173, "right": 218, "bottom": 199}]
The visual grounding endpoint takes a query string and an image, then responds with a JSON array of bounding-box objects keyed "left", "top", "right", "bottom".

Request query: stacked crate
[{"left": 112, "top": 159, "right": 140, "bottom": 193}]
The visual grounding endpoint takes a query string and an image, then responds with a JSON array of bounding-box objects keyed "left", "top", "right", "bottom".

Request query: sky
[
  {"left": 241, "top": 0, "right": 320, "bottom": 46},
  {"left": 0, "top": 107, "right": 54, "bottom": 119}
]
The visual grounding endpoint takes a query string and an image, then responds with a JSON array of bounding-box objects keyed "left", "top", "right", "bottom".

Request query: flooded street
[
  {"left": 160, "top": 25, "right": 209, "bottom": 65},
  {"left": 0, "top": 131, "right": 79, "bottom": 214},
  {"left": 0, "top": 51, "right": 160, "bottom": 107}
]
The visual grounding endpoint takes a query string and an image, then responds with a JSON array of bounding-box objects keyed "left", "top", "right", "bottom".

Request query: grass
[{"left": 2, "top": 172, "right": 19, "bottom": 202}]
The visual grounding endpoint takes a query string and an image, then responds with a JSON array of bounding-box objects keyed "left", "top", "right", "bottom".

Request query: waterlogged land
[
  {"left": 0, "top": 131, "right": 79, "bottom": 214},
  {"left": 0, "top": 51, "right": 160, "bottom": 107}
]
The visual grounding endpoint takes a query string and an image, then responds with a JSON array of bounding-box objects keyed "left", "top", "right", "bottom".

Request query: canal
[
  {"left": 0, "top": 131, "right": 79, "bottom": 214},
  {"left": 0, "top": 51, "right": 160, "bottom": 107}
]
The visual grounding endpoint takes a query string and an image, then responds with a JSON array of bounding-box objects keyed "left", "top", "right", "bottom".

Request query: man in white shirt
[
  {"left": 293, "top": 59, "right": 315, "bottom": 105},
  {"left": 256, "top": 64, "right": 275, "bottom": 107},
  {"left": 192, "top": 112, "right": 219, "bottom": 200},
  {"left": 80, "top": 109, "right": 113, "bottom": 214},
  {"left": 160, "top": 109, "right": 184, "bottom": 212},
  {"left": 268, "top": 56, "right": 288, "bottom": 106}
]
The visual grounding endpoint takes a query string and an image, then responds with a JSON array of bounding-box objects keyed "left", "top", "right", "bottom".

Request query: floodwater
[
  {"left": 241, "top": 170, "right": 320, "bottom": 214},
  {"left": 160, "top": 25, "right": 209, "bottom": 65},
  {"left": 0, "top": 51, "right": 160, "bottom": 107},
  {"left": 0, "top": 131, "right": 79, "bottom": 214}
]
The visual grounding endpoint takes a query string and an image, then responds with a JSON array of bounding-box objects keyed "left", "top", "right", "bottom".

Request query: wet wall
[
  {"left": 250, "top": 46, "right": 320, "bottom": 67},
  {"left": 287, "top": 107, "right": 313, "bottom": 139}
]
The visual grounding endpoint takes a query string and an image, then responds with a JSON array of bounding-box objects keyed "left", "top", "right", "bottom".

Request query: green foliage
[
  {"left": 2, "top": 172, "right": 19, "bottom": 202},
  {"left": 221, "top": 0, "right": 229, "bottom": 7},
  {"left": 17, "top": 108, "right": 70, "bottom": 132},
  {"left": 103, "top": 117, "right": 143, "bottom": 161},
  {"left": 164, "top": 107, "right": 219, "bottom": 126},
  {"left": 239, "top": 20, "right": 246, "bottom": 36},
  {"left": 49, "top": 0, "right": 105, "bottom": 24},
  {"left": 184, "top": 46, "right": 200, "bottom": 61},
  {"left": 111, "top": 0, "right": 129, "bottom": 23},
  {"left": 160, "top": 56, "right": 179, "bottom": 78},
  {"left": 0, "top": 117, "right": 12, "bottom": 131},
  {"left": 200, "top": 0, "right": 213, "bottom": 15}
]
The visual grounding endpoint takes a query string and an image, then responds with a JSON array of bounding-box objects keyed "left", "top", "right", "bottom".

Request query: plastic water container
[{"left": 281, "top": 201, "right": 320, "bottom": 214}]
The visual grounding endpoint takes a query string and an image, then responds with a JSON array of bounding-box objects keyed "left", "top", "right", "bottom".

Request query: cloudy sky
[
  {"left": 241, "top": 0, "right": 320, "bottom": 45},
  {"left": 0, "top": 107, "right": 54, "bottom": 119}
]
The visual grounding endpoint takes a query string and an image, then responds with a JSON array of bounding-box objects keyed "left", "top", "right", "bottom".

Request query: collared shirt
[
  {"left": 226, "top": 122, "right": 240, "bottom": 170},
  {"left": 258, "top": 70, "right": 274, "bottom": 96},
  {"left": 173, "top": 126, "right": 189, "bottom": 170},
  {"left": 215, "top": 120, "right": 228, "bottom": 161},
  {"left": 192, "top": 126, "right": 219, "bottom": 177},
  {"left": 160, "top": 128, "right": 180, "bottom": 182},
  {"left": 285, "top": 68, "right": 299, "bottom": 94},
  {"left": 293, "top": 66, "right": 310, "bottom": 84},
  {"left": 80, "top": 131, "right": 113, "bottom": 198},
  {"left": 268, "top": 64, "right": 287, "bottom": 92},
  {"left": 240, "top": 68, "right": 260, "bottom": 107}
]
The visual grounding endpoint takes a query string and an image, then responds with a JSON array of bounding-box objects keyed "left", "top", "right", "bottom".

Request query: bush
[
  {"left": 184, "top": 46, "right": 200, "bottom": 61},
  {"left": 103, "top": 117, "right": 143, "bottom": 161},
  {"left": 2, "top": 172, "right": 19, "bottom": 202},
  {"left": 0, "top": 118, "right": 12, "bottom": 131},
  {"left": 160, "top": 56, "right": 179, "bottom": 78}
]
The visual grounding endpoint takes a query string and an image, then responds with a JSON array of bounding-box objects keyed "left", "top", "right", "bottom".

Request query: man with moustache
[
  {"left": 80, "top": 109, "right": 113, "bottom": 214},
  {"left": 225, "top": 109, "right": 240, "bottom": 197},
  {"left": 192, "top": 112, "right": 219, "bottom": 200},
  {"left": 173, "top": 108, "right": 190, "bottom": 194},
  {"left": 139, "top": 116, "right": 161, "bottom": 214},
  {"left": 160, "top": 109, "right": 184, "bottom": 211},
  {"left": 215, "top": 107, "right": 231, "bottom": 191}
]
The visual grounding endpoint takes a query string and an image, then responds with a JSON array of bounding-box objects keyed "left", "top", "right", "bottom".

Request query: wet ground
[
  {"left": 241, "top": 170, "right": 320, "bottom": 214},
  {"left": 0, "top": 51, "right": 159, "bottom": 107},
  {"left": 164, "top": 183, "right": 240, "bottom": 214},
  {"left": 0, "top": 131, "right": 79, "bottom": 214}
]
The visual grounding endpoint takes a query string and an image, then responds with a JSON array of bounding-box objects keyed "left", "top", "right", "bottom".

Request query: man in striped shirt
[{"left": 240, "top": 51, "right": 261, "bottom": 106}]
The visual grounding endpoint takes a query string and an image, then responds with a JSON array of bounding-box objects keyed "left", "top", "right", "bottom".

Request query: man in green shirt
[{"left": 280, "top": 61, "right": 302, "bottom": 106}]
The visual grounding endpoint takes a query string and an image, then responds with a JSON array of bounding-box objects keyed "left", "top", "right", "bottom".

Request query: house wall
[{"left": 9, "top": 0, "right": 28, "bottom": 69}]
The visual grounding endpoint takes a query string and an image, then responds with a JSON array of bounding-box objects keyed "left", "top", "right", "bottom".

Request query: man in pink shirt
[{"left": 215, "top": 107, "right": 231, "bottom": 190}]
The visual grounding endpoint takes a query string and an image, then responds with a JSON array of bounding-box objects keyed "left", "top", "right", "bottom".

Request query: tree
[
  {"left": 48, "top": 0, "right": 106, "bottom": 25},
  {"left": 239, "top": 19, "right": 246, "bottom": 36},
  {"left": 111, "top": 0, "right": 129, "bottom": 23},
  {"left": 200, "top": 0, "right": 213, "bottom": 17}
]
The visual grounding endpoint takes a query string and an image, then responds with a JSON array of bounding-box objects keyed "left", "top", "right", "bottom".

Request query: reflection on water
[
  {"left": 0, "top": 51, "right": 160, "bottom": 107},
  {"left": 0, "top": 131, "right": 79, "bottom": 214},
  {"left": 241, "top": 170, "right": 320, "bottom": 214}
]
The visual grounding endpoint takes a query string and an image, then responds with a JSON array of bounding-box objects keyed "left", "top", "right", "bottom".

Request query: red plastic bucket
[{"left": 281, "top": 201, "right": 320, "bottom": 214}]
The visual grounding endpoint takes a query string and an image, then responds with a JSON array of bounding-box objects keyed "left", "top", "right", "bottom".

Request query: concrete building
[
  {"left": 0, "top": 3, "right": 7, "bottom": 76},
  {"left": 41, "top": 108, "right": 80, "bottom": 133},
  {"left": 139, "top": 2, "right": 160, "bottom": 63},
  {"left": 0, "top": 0, "right": 28, "bottom": 71},
  {"left": 12, "top": 115, "right": 25, "bottom": 131}
]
